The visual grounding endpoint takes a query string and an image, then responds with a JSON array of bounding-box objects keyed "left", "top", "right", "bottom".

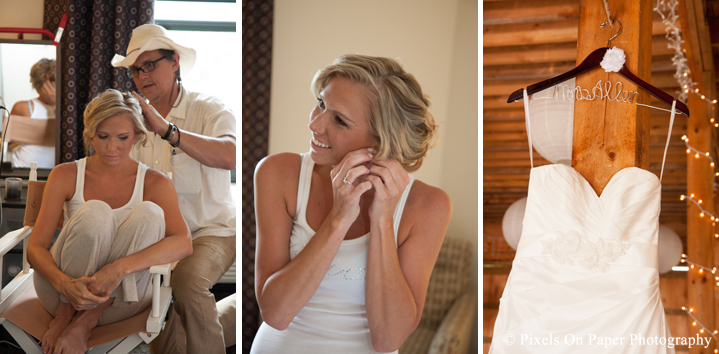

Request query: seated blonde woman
[
  {"left": 9, "top": 58, "right": 57, "bottom": 168},
  {"left": 251, "top": 54, "right": 452, "bottom": 353},
  {"left": 27, "top": 89, "right": 192, "bottom": 354}
]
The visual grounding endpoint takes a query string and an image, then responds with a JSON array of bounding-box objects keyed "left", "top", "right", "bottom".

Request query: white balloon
[
  {"left": 502, "top": 197, "right": 528, "bottom": 250},
  {"left": 658, "top": 225, "right": 683, "bottom": 274}
]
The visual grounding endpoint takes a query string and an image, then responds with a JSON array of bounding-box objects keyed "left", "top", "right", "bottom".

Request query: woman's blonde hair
[
  {"left": 30, "top": 58, "right": 56, "bottom": 92},
  {"left": 311, "top": 54, "right": 437, "bottom": 172},
  {"left": 83, "top": 89, "right": 147, "bottom": 155}
]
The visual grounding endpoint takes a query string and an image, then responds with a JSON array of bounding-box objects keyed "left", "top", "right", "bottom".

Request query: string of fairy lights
[
  {"left": 656, "top": 0, "right": 719, "bottom": 344},
  {"left": 679, "top": 136, "right": 719, "bottom": 240},
  {"left": 675, "top": 88, "right": 719, "bottom": 344},
  {"left": 655, "top": 0, "right": 717, "bottom": 109},
  {"left": 682, "top": 306, "right": 719, "bottom": 343}
]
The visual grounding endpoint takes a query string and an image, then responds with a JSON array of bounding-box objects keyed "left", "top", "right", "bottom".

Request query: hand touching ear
[
  {"left": 366, "top": 159, "right": 410, "bottom": 221},
  {"left": 328, "top": 148, "right": 376, "bottom": 228}
]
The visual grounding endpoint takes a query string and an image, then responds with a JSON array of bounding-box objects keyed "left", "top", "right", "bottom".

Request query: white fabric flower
[
  {"left": 540, "top": 230, "right": 630, "bottom": 272},
  {"left": 600, "top": 47, "right": 626, "bottom": 73}
]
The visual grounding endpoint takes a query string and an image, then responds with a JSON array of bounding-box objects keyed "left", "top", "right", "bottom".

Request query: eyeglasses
[{"left": 126, "top": 56, "right": 167, "bottom": 79}]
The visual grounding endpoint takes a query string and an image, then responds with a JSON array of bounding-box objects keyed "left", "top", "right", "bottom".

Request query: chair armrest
[
  {"left": 0, "top": 227, "right": 33, "bottom": 281},
  {"left": 0, "top": 227, "right": 34, "bottom": 312},
  {"left": 149, "top": 263, "right": 172, "bottom": 287},
  {"left": 147, "top": 263, "right": 173, "bottom": 334},
  {"left": 0, "top": 227, "right": 32, "bottom": 258},
  {"left": 428, "top": 291, "right": 478, "bottom": 354}
]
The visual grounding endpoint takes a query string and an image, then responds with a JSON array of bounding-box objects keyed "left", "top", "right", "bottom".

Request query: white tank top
[
  {"left": 63, "top": 158, "right": 148, "bottom": 223},
  {"left": 11, "top": 98, "right": 55, "bottom": 168},
  {"left": 251, "top": 153, "right": 413, "bottom": 354}
]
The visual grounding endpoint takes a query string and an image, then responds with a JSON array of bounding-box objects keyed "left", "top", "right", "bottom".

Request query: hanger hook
[{"left": 600, "top": 19, "right": 622, "bottom": 47}]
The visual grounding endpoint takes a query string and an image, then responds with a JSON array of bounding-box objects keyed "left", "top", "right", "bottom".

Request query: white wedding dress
[{"left": 489, "top": 91, "right": 676, "bottom": 353}]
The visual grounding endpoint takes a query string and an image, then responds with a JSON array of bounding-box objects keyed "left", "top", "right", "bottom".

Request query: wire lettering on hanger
[{"left": 546, "top": 81, "right": 638, "bottom": 104}]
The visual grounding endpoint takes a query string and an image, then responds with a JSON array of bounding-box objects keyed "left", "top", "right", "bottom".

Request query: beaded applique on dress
[{"left": 540, "top": 230, "right": 630, "bottom": 272}]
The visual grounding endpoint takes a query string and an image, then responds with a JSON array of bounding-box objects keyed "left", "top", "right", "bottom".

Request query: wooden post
[
  {"left": 679, "top": 0, "right": 716, "bottom": 351},
  {"left": 572, "top": 0, "right": 653, "bottom": 194},
  {"left": 685, "top": 72, "right": 715, "bottom": 354}
]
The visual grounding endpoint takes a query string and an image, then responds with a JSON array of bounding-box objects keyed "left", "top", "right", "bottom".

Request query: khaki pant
[
  {"left": 34, "top": 200, "right": 166, "bottom": 325},
  {"left": 150, "top": 235, "right": 236, "bottom": 354}
]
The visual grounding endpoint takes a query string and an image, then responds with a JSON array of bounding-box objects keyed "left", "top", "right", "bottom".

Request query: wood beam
[
  {"left": 572, "top": 0, "right": 653, "bottom": 194},
  {"left": 679, "top": 0, "right": 717, "bottom": 350}
]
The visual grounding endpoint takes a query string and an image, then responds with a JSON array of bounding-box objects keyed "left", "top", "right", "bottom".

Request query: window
[
  {"left": 154, "top": 0, "right": 239, "bottom": 120},
  {"left": 155, "top": 0, "right": 238, "bottom": 183}
]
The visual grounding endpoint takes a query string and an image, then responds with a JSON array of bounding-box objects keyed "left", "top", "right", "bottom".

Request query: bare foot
[
  {"left": 54, "top": 317, "right": 92, "bottom": 354},
  {"left": 42, "top": 301, "right": 75, "bottom": 354},
  {"left": 54, "top": 298, "right": 114, "bottom": 354}
]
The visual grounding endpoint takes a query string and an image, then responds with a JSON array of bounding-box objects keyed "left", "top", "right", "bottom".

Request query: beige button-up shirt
[{"left": 132, "top": 87, "right": 236, "bottom": 239}]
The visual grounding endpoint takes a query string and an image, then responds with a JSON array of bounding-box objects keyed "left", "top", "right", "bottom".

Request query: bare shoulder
[
  {"left": 406, "top": 180, "right": 453, "bottom": 219},
  {"left": 255, "top": 152, "right": 301, "bottom": 178},
  {"left": 144, "top": 168, "right": 172, "bottom": 188},
  {"left": 396, "top": 180, "right": 452, "bottom": 247},
  {"left": 143, "top": 168, "right": 175, "bottom": 199},
  {"left": 254, "top": 152, "right": 302, "bottom": 217},
  {"left": 45, "top": 162, "right": 78, "bottom": 199},
  {"left": 254, "top": 152, "right": 302, "bottom": 188},
  {"left": 10, "top": 100, "right": 31, "bottom": 117},
  {"left": 48, "top": 162, "right": 77, "bottom": 183}
]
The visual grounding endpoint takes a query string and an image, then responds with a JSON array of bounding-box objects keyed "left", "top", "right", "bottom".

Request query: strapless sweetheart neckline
[{"left": 533, "top": 164, "right": 659, "bottom": 200}]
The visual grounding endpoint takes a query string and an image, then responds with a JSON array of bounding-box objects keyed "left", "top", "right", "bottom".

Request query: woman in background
[
  {"left": 9, "top": 58, "right": 57, "bottom": 168},
  {"left": 27, "top": 89, "right": 192, "bottom": 354},
  {"left": 251, "top": 54, "right": 452, "bottom": 353}
]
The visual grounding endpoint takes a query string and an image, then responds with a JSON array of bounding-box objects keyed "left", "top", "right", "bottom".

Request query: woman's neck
[{"left": 87, "top": 155, "right": 136, "bottom": 176}]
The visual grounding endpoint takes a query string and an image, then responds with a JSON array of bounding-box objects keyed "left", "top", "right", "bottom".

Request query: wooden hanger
[{"left": 506, "top": 21, "right": 690, "bottom": 117}]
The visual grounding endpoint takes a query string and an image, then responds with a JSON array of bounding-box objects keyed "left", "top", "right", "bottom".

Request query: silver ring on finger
[{"left": 342, "top": 178, "right": 352, "bottom": 185}]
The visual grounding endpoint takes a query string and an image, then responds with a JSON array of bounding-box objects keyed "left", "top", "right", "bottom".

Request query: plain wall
[
  {"left": 0, "top": 0, "right": 45, "bottom": 108},
  {"left": 0, "top": 0, "right": 44, "bottom": 40},
  {"left": 441, "top": 1, "right": 479, "bottom": 353},
  {"left": 270, "top": 0, "right": 478, "bottom": 352}
]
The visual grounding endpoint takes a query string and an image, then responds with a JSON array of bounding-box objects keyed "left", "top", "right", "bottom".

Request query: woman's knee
[
  {"left": 125, "top": 201, "right": 164, "bottom": 223},
  {"left": 62, "top": 200, "right": 115, "bottom": 243},
  {"left": 75, "top": 200, "right": 114, "bottom": 223}
]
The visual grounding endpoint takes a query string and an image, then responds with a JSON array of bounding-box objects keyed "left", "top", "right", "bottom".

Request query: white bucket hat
[{"left": 111, "top": 24, "right": 196, "bottom": 75}]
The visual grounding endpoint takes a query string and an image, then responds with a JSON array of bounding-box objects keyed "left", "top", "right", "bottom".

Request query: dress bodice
[{"left": 516, "top": 164, "right": 661, "bottom": 272}]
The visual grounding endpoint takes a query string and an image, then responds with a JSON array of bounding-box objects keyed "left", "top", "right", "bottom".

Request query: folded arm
[{"left": 87, "top": 169, "right": 192, "bottom": 297}]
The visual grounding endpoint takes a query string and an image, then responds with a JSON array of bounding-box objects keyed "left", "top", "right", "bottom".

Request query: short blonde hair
[
  {"left": 83, "top": 89, "right": 147, "bottom": 155},
  {"left": 30, "top": 58, "right": 56, "bottom": 92},
  {"left": 311, "top": 54, "right": 437, "bottom": 172}
]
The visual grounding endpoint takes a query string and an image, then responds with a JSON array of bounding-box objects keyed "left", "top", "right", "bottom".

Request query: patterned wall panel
[
  {"left": 242, "top": 0, "right": 272, "bottom": 353},
  {"left": 44, "top": 0, "right": 152, "bottom": 161}
]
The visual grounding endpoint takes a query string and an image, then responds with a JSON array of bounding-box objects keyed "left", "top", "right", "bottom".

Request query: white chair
[{"left": 0, "top": 177, "right": 173, "bottom": 353}]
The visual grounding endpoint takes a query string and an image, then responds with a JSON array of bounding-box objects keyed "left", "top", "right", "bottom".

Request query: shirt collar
[{"left": 167, "top": 85, "right": 188, "bottom": 121}]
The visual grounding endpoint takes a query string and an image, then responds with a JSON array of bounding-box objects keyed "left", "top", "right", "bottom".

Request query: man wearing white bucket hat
[{"left": 112, "top": 24, "right": 236, "bottom": 354}]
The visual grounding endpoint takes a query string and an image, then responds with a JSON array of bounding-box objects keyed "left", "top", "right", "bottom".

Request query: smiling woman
[
  {"left": 251, "top": 54, "right": 452, "bottom": 354},
  {"left": 308, "top": 76, "right": 376, "bottom": 167}
]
